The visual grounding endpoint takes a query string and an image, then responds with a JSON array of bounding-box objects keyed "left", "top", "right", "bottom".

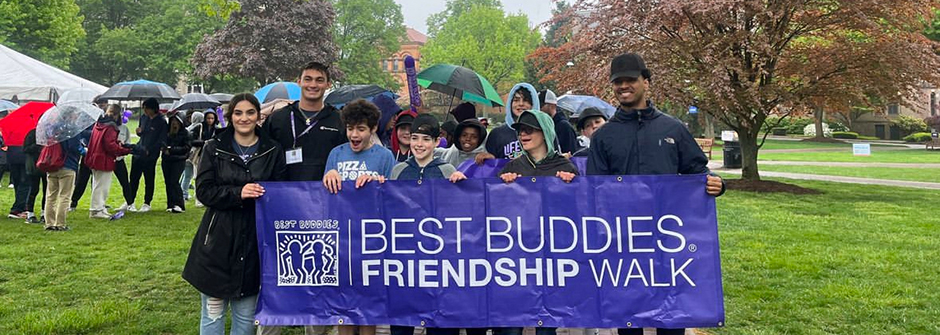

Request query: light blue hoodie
[{"left": 485, "top": 83, "right": 540, "bottom": 159}]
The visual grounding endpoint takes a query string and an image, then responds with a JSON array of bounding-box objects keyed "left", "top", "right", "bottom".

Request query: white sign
[
  {"left": 721, "top": 131, "right": 737, "bottom": 142},
  {"left": 853, "top": 143, "right": 871, "bottom": 156}
]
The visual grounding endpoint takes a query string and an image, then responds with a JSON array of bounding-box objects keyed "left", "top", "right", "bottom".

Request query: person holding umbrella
[
  {"left": 122, "top": 98, "right": 167, "bottom": 213},
  {"left": 41, "top": 123, "right": 89, "bottom": 231}
]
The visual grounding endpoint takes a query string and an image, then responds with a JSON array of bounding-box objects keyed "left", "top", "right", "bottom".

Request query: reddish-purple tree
[
  {"left": 192, "top": 0, "right": 342, "bottom": 84},
  {"left": 531, "top": 0, "right": 940, "bottom": 180}
]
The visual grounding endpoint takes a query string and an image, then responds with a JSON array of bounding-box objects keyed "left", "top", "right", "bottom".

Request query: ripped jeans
[{"left": 200, "top": 293, "right": 257, "bottom": 335}]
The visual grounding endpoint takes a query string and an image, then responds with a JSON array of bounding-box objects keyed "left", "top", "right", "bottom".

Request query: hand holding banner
[{"left": 254, "top": 175, "right": 724, "bottom": 329}]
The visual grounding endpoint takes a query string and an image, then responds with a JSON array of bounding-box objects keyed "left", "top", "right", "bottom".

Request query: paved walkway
[
  {"left": 708, "top": 161, "right": 940, "bottom": 190},
  {"left": 757, "top": 161, "right": 940, "bottom": 168}
]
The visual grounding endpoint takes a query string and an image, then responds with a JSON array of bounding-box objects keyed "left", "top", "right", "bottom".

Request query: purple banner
[
  {"left": 404, "top": 55, "right": 422, "bottom": 113},
  {"left": 254, "top": 175, "right": 725, "bottom": 329},
  {"left": 457, "top": 157, "right": 587, "bottom": 178}
]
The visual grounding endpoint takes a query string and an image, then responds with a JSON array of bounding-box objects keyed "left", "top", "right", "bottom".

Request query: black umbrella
[
  {"left": 171, "top": 93, "right": 221, "bottom": 112},
  {"left": 324, "top": 85, "right": 398, "bottom": 108},
  {"left": 98, "top": 79, "right": 181, "bottom": 102},
  {"left": 209, "top": 93, "right": 234, "bottom": 104}
]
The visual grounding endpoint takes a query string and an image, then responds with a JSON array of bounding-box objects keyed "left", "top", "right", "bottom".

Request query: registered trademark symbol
[{"left": 689, "top": 244, "right": 698, "bottom": 252}]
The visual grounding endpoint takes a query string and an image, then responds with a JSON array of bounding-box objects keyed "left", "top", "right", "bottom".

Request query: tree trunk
[
  {"left": 814, "top": 106, "right": 825, "bottom": 138},
  {"left": 739, "top": 130, "right": 761, "bottom": 180},
  {"left": 704, "top": 113, "right": 715, "bottom": 139}
]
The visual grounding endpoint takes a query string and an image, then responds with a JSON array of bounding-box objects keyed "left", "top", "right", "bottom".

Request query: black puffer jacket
[
  {"left": 182, "top": 126, "right": 287, "bottom": 299},
  {"left": 162, "top": 127, "right": 192, "bottom": 163},
  {"left": 262, "top": 101, "right": 346, "bottom": 181}
]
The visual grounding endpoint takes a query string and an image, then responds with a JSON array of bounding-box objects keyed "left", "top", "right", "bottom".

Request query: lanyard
[{"left": 290, "top": 110, "right": 319, "bottom": 148}]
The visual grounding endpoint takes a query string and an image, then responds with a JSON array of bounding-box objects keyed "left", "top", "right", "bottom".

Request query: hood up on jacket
[
  {"left": 517, "top": 109, "right": 557, "bottom": 164},
  {"left": 190, "top": 111, "right": 205, "bottom": 125},
  {"left": 504, "top": 83, "right": 540, "bottom": 126}
]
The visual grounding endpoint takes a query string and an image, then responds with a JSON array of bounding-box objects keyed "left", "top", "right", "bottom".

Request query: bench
[
  {"left": 927, "top": 138, "right": 940, "bottom": 150},
  {"left": 695, "top": 138, "right": 714, "bottom": 159}
]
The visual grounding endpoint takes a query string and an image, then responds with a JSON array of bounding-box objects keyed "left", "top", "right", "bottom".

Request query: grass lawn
[
  {"left": 758, "top": 165, "right": 940, "bottom": 183},
  {"left": 713, "top": 178, "right": 940, "bottom": 334},
  {"left": 713, "top": 139, "right": 897, "bottom": 151},
  {"left": 0, "top": 162, "right": 938, "bottom": 333}
]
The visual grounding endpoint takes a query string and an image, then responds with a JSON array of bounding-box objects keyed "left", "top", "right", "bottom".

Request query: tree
[
  {"left": 192, "top": 0, "right": 341, "bottom": 84},
  {"left": 333, "top": 0, "right": 405, "bottom": 90},
  {"left": 423, "top": 5, "right": 541, "bottom": 91},
  {"left": 530, "top": 0, "right": 940, "bottom": 181},
  {"left": 543, "top": 1, "right": 571, "bottom": 48},
  {"left": 0, "top": 0, "right": 85, "bottom": 69},
  {"left": 72, "top": 0, "right": 229, "bottom": 86},
  {"left": 426, "top": 0, "right": 501, "bottom": 38}
]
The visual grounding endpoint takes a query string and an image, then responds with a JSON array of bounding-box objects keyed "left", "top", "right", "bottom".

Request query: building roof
[{"left": 406, "top": 28, "right": 428, "bottom": 45}]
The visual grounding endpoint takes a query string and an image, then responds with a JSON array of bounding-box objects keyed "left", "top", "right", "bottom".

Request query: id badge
[{"left": 286, "top": 148, "right": 303, "bottom": 165}]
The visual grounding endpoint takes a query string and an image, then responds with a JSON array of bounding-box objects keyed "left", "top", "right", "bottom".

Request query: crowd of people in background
[{"left": 0, "top": 53, "right": 726, "bottom": 335}]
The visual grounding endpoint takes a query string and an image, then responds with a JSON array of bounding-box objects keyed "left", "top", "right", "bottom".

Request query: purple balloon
[{"left": 122, "top": 110, "right": 132, "bottom": 124}]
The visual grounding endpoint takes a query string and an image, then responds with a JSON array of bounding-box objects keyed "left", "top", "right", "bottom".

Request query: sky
[{"left": 392, "top": 0, "right": 558, "bottom": 35}]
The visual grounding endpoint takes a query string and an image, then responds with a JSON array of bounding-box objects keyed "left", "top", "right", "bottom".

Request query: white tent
[{"left": 0, "top": 44, "right": 108, "bottom": 102}]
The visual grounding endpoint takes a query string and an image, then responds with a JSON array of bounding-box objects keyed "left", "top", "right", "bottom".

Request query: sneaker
[
  {"left": 138, "top": 204, "right": 151, "bottom": 212},
  {"left": 8, "top": 212, "right": 27, "bottom": 219},
  {"left": 170, "top": 206, "right": 184, "bottom": 213},
  {"left": 44, "top": 225, "right": 56, "bottom": 231},
  {"left": 39, "top": 216, "right": 45, "bottom": 224},
  {"left": 7, "top": 184, "right": 12, "bottom": 188},
  {"left": 57, "top": 226, "right": 70, "bottom": 231},
  {"left": 126, "top": 203, "right": 138, "bottom": 212},
  {"left": 195, "top": 201, "right": 204, "bottom": 208},
  {"left": 90, "top": 211, "right": 111, "bottom": 219},
  {"left": 25, "top": 216, "right": 41, "bottom": 224},
  {"left": 68, "top": 207, "right": 76, "bottom": 212}
]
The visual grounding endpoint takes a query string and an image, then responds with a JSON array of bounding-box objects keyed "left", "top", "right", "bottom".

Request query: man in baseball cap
[
  {"left": 588, "top": 52, "right": 725, "bottom": 335},
  {"left": 539, "top": 89, "right": 578, "bottom": 156}
]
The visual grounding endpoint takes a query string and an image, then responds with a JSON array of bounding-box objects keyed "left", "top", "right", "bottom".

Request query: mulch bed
[{"left": 725, "top": 179, "right": 823, "bottom": 194}]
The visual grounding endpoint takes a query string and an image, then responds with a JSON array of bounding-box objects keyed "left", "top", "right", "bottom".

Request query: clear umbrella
[
  {"left": 35, "top": 102, "right": 103, "bottom": 145},
  {"left": 57, "top": 87, "right": 100, "bottom": 105}
]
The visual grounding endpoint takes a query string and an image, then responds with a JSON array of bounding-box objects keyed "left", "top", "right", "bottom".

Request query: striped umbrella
[
  {"left": 417, "top": 64, "right": 504, "bottom": 107},
  {"left": 255, "top": 82, "right": 301, "bottom": 104}
]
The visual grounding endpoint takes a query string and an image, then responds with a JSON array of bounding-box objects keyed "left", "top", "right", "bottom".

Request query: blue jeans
[
  {"left": 200, "top": 293, "right": 257, "bottom": 335},
  {"left": 181, "top": 161, "right": 194, "bottom": 200}
]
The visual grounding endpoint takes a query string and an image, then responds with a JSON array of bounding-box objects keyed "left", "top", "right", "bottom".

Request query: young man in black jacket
[
  {"left": 262, "top": 61, "right": 347, "bottom": 182},
  {"left": 587, "top": 52, "right": 724, "bottom": 335},
  {"left": 123, "top": 98, "right": 167, "bottom": 213},
  {"left": 258, "top": 62, "right": 345, "bottom": 335}
]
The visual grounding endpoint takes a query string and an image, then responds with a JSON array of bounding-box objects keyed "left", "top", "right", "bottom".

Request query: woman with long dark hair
[
  {"left": 162, "top": 115, "right": 191, "bottom": 213},
  {"left": 182, "top": 93, "right": 286, "bottom": 335}
]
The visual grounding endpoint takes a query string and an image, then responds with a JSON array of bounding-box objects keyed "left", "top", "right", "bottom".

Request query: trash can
[{"left": 723, "top": 141, "right": 742, "bottom": 168}]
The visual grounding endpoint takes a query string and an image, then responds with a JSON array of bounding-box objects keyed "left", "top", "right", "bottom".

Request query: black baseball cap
[
  {"left": 577, "top": 107, "right": 608, "bottom": 131},
  {"left": 511, "top": 111, "right": 542, "bottom": 132},
  {"left": 411, "top": 114, "right": 440, "bottom": 138},
  {"left": 395, "top": 112, "right": 415, "bottom": 128},
  {"left": 610, "top": 53, "right": 649, "bottom": 82}
]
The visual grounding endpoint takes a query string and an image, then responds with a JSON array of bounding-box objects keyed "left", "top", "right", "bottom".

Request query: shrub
[
  {"left": 893, "top": 115, "right": 929, "bottom": 134},
  {"left": 832, "top": 131, "right": 858, "bottom": 139},
  {"left": 902, "top": 132, "right": 933, "bottom": 142},
  {"left": 804, "top": 123, "right": 833, "bottom": 137},
  {"left": 787, "top": 118, "right": 814, "bottom": 134},
  {"left": 829, "top": 122, "right": 849, "bottom": 132}
]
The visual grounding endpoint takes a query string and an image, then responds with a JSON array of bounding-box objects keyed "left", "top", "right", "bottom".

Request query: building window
[
  {"left": 887, "top": 103, "right": 899, "bottom": 115},
  {"left": 382, "top": 60, "right": 388, "bottom": 71},
  {"left": 392, "top": 59, "right": 399, "bottom": 72}
]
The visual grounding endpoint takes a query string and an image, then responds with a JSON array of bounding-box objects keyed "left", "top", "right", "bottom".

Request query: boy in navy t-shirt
[{"left": 323, "top": 99, "right": 397, "bottom": 194}]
